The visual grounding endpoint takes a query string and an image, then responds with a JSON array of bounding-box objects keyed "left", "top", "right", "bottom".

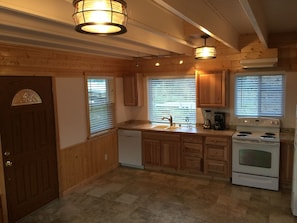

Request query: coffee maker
[{"left": 214, "top": 112, "right": 225, "bottom": 130}]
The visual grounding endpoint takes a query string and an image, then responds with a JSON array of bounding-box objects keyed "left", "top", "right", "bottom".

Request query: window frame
[
  {"left": 147, "top": 75, "right": 196, "bottom": 125},
  {"left": 234, "top": 71, "right": 286, "bottom": 118},
  {"left": 85, "top": 76, "right": 116, "bottom": 137}
]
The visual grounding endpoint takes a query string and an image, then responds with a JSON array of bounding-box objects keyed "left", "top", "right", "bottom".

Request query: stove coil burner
[
  {"left": 260, "top": 135, "right": 276, "bottom": 139},
  {"left": 265, "top": 132, "right": 275, "bottom": 136},
  {"left": 237, "top": 131, "right": 252, "bottom": 137},
  {"left": 239, "top": 131, "right": 252, "bottom": 135},
  {"left": 237, "top": 134, "right": 248, "bottom": 137}
]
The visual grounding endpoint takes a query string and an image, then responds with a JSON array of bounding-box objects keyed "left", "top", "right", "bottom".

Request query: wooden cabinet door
[
  {"left": 280, "top": 142, "right": 294, "bottom": 188},
  {"left": 161, "top": 140, "right": 180, "bottom": 169},
  {"left": 143, "top": 139, "right": 160, "bottom": 166},
  {"left": 123, "top": 73, "right": 143, "bottom": 106},
  {"left": 196, "top": 71, "right": 227, "bottom": 107},
  {"left": 142, "top": 131, "right": 180, "bottom": 170}
]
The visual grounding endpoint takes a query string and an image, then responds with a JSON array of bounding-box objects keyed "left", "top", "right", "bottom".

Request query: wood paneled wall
[
  {"left": 59, "top": 130, "right": 118, "bottom": 194},
  {"left": 269, "top": 32, "right": 297, "bottom": 71},
  {"left": 1, "top": 33, "right": 296, "bottom": 77},
  {"left": 131, "top": 33, "right": 296, "bottom": 74},
  {"left": 0, "top": 43, "right": 133, "bottom": 77}
]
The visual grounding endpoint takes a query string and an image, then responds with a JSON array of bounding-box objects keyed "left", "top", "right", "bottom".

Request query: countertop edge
[
  {"left": 117, "top": 121, "right": 295, "bottom": 142},
  {"left": 117, "top": 121, "right": 235, "bottom": 137}
]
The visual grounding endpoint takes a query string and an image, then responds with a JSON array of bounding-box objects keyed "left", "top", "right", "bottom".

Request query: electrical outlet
[{"left": 104, "top": 154, "right": 108, "bottom": 160}]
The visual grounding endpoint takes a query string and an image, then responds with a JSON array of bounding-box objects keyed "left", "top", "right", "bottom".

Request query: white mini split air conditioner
[{"left": 240, "top": 58, "right": 278, "bottom": 69}]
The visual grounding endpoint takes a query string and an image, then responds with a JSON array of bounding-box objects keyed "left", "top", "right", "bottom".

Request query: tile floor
[{"left": 18, "top": 167, "right": 297, "bottom": 223}]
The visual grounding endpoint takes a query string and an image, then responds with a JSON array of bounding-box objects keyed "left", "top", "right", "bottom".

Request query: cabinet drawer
[
  {"left": 205, "top": 160, "right": 228, "bottom": 176},
  {"left": 143, "top": 131, "right": 180, "bottom": 141},
  {"left": 183, "top": 156, "right": 203, "bottom": 172},
  {"left": 183, "top": 134, "right": 203, "bottom": 143},
  {"left": 206, "top": 146, "right": 227, "bottom": 161},
  {"left": 183, "top": 143, "right": 203, "bottom": 157},
  {"left": 205, "top": 136, "right": 228, "bottom": 146}
]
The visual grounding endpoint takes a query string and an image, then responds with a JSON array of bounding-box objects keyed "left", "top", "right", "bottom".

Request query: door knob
[
  {"left": 4, "top": 151, "right": 10, "bottom": 157},
  {"left": 5, "top": 160, "right": 13, "bottom": 167}
]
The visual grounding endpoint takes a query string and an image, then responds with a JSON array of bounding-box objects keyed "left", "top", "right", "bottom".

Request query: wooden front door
[{"left": 0, "top": 76, "right": 59, "bottom": 222}]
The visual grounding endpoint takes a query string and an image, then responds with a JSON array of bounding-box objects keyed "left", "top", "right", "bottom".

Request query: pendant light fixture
[
  {"left": 72, "top": 0, "right": 128, "bottom": 35},
  {"left": 195, "top": 34, "right": 216, "bottom": 59}
]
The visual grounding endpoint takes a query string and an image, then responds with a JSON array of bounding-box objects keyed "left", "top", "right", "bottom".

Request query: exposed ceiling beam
[
  {"left": 153, "top": 0, "right": 240, "bottom": 51},
  {"left": 0, "top": 25, "right": 148, "bottom": 59},
  {"left": 0, "top": 0, "right": 194, "bottom": 58},
  {"left": 0, "top": 7, "right": 169, "bottom": 59},
  {"left": 239, "top": 0, "right": 268, "bottom": 48},
  {"left": 118, "top": 19, "right": 193, "bottom": 56}
]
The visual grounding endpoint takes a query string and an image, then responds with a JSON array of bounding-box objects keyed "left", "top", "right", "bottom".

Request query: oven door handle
[
  {"left": 233, "top": 139, "right": 260, "bottom": 144},
  {"left": 232, "top": 138, "right": 279, "bottom": 145}
]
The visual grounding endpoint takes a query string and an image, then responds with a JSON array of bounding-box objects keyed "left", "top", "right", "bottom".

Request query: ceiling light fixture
[
  {"left": 72, "top": 0, "right": 128, "bottom": 35},
  {"left": 195, "top": 34, "right": 216, "bottom": 59}
]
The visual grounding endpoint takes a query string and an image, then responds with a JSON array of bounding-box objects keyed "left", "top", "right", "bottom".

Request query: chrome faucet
[{"left": 162, "top": 115, "right": 173, "bottom": 126}]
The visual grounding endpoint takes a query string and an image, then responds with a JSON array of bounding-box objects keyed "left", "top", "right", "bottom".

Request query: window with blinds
[
  {"left": 235, "top": 73, "right": 285, "bottom": 117},
  {"left": 148, "top": 76, "right": 196, "bottom": 125},
  {"left": 87, "top": 77, "right": 115, "bottom": 135}
]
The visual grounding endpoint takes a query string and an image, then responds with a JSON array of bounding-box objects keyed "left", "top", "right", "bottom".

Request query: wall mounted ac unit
[{"left": 240, "top": 58, "right": 278, "bottom": 69}]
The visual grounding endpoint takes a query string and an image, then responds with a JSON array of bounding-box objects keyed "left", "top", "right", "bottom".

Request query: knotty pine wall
[
  {"left": 0, "top": 43, "right": 133, "bottom": 77},
  {"left": 131, "top": 33, "right": 296, "bottom": 74},
  {"left": 59, "top": 130, "right": 118, "bottom": 193}
]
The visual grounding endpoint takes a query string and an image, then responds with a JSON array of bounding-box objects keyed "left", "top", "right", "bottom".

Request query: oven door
[{"left": 232, "top": 139, "right": 280, "bottom": 177}]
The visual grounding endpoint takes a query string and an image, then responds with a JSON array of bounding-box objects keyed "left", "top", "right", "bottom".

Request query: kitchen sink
[
  {"left": 151, "top": 125, "right": 180, "bottom": 130},
  {"left": 151, "top": 125, "right": 169, "bottom": 129},
  {"left": 166, "top": 126, "right": 180, "bottom": 130}
]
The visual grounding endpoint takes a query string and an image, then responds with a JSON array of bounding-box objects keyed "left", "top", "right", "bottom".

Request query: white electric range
[{"left": 232, "top": 117, "right": 280, "bottom": 191}]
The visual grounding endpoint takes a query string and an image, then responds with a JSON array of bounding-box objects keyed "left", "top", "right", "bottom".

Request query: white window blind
[
  {"left": 87, "top": 77, "right": 115, "bottom": 135},
  {"left": 235, "top": 73, "right": 285, "bottom": 117},
  {"left": 148, "top": 76, "right": 196, "bottom": 125}
]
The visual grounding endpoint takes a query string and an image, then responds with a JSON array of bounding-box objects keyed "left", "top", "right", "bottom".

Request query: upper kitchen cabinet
[
  {"left": 196, "top": 70, "right": 228, "bottom": 108},
  {"left": 123, "top": 73, "right": 143, "bottom": 106}
]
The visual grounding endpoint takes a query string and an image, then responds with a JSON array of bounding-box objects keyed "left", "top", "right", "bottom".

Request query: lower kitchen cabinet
[
  {"left": 142, "top": 131, "right": 180, "bottom": 170},
  {"left": 142, "top": 130, "right": 232, "bottom": 179},
  {"left": 161, "top": 141, "right": 180, "bottom": 169},
  {"left": 280, "top": 141, "right": 294, "bottom": 189},
  {"left": 204, "top": 136, "right": 231, "bottom": 178},
  {"left": 143, "top": 138, "right": 160, "bottom": 166},
  {"left": 181, "top": 134, "right": 204, "bottom": 173}
]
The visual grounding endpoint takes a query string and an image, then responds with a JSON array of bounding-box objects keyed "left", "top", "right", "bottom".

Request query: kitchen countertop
[
  {"left": 118, "top": 120, "right": 295, "bottom": 141},
  {"left": 117, "top": 120, "right": 235, "bottom": 137}
]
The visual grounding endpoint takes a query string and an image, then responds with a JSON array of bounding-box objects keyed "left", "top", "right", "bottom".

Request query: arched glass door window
[{"left": 11, "top": 89, "right": 42, "bottom": 106}]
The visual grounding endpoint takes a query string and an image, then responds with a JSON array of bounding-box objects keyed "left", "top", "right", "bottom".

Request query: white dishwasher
[{"left": 118, "top": 129, "right": 144, "bottom": 169}]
